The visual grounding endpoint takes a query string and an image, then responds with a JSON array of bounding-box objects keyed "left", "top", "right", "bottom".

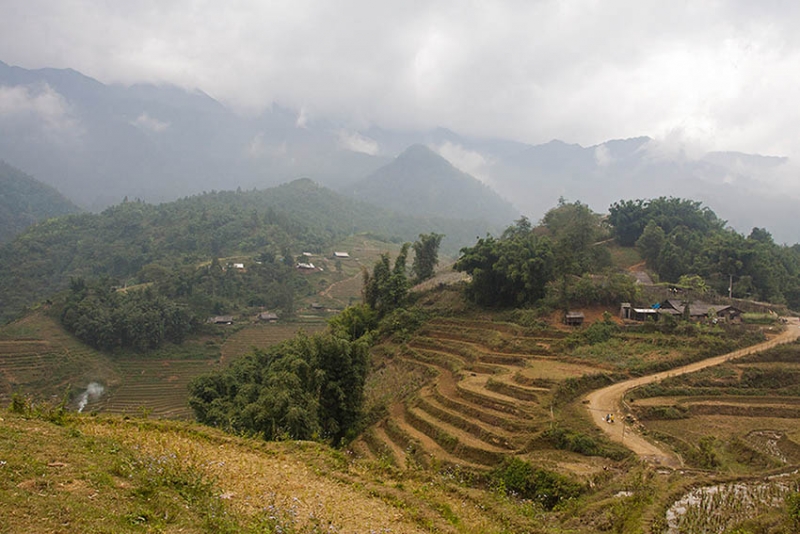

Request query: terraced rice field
[
  {"left": 354, "top": 317, "right": 603, "bottom": 471},
  {"left": 220, "top": 322, "right": 327, "bottom": 364},
  {"left": 0, "top": 312, "right": 328, "bottom": 418},
  {"left": 628, "top": 340, "right": 800, "bottom": 469},
  {"left": 90, "top": 321, "right": 328, "bottom": 418},
  {"left": 0, "top": 313, "right": 118, "bottom": 406}
]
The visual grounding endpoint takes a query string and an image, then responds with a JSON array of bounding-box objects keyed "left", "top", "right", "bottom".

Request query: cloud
[
  {"left": 2, "top": 1, "right": 800, "bottom": 159},
  {"left": 0, "top": 83, "right": 80, "bottom": 135},
  {"left": 434, "top": 141, "right": 494, "bottom": 184},
  {"left": 337, "top": 130, "right": 379, "bottom": 155},
  {"left": 594, "top": 145, "right": 613, "bottom": 167},
  {"left": 295, "top": 107, "right": 309, "bottom": 129},
  {"left": 130, "top": 112, "right": 170, "bottom": 132},
  {"left": 639, "top": 128, "right": 712, "bottom": 163},
  {"left": 245, "top": 132, "right": 286, "bottom": 159}
]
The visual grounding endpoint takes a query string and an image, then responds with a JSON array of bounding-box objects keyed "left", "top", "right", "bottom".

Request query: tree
[
  {"left": 636, "top": 221, "right": 665, "bottom": 269},
  {"left": 608, "top": 199, "right": 648, "bottom": 246},
  {"left": 362, "top": 243, "right": 410, "bottom": 317},
  {"left": 411, "top": 232, "right": 444, "bottom": 284},
  {"left": 188, "top": 331, "right": 369, "bottom": 446},
  {"left": 455, "top": 219, "right": 555, "bottom": 307}
]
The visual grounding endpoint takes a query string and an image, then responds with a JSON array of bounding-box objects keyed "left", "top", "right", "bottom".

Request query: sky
[{"left": 1, "top": 0, "right": 800, "bottom": 159}]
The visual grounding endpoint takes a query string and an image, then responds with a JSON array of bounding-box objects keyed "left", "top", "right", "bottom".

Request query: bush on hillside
[{"left": 490, "top": 457, "right": 584, "bottom": 510}]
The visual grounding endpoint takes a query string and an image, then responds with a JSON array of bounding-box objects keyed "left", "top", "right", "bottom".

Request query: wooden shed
[{"left": 564, "top": 311, "right": 585, "bottom": 326}]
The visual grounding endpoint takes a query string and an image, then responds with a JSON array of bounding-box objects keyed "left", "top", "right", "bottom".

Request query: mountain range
[{"left": 1, "top": 60, "right": 798, "bottom": 243}]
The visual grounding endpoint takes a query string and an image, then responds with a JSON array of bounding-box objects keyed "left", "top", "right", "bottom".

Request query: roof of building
[{"left": 662, "top": 299, "right": 737, "bottom": 316}]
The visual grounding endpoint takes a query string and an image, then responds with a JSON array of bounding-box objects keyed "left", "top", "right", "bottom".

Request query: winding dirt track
[{"left": 585, "top": 318, "right": 800, "bottom": 467}]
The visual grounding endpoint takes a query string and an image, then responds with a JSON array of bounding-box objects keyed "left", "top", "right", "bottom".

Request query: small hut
[
  {"left": 258, "top": 311, "right": 279, "bottom": 323},
  {"left": 564, "top": 311, "right": 585, "bottom": 326}
]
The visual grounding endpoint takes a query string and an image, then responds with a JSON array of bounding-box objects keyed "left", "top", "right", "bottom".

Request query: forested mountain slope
[
  {"left": 0, "top": 160, "right": 80, "bottom": 243},
  {"left": 0, "top": 179, "right": 498, "bottom": 323}
]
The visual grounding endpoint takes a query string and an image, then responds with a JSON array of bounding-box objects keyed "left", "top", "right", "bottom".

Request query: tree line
[
  {"left": 453, "top": 196, "right": 800, "bottom": 311},
  {"left": 609, "top": 197, "right": 800, "bottom": 307},
  {"left": 454, "top": 200, "right": 637, "bottom": 309}
]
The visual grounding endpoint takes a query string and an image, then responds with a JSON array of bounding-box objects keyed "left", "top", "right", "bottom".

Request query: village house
[
  {"left": 620, "top": 302, "right": 660, "bottom": 322},
  {"left": 257, "top": 311, "right": 279, "bottom": 323},
  {"left": 564, "top": 311, "right": 585, "bottom": 326},
  {"left": 208, "top": 315, "right": 235, "bottom": 325},
  {"left": 620, "top": 300, "right": 743, "bottom": 323},
  {"left": 659, "top": 299, "right": 743, "bottom": 322}
]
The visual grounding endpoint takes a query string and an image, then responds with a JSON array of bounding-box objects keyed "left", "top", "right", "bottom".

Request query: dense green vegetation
[
  {"left": 188, "top": 330, "right": 369, "bottom": 446},
  {"left": 0, "top": 179, "right": 493, "bottom": 323},
  {"left": 454, "top": 217, "right": 556, "bottom": 307},
  {"left": 411, "top": 232, "right": 443, "bottom": 283},
  {"left": 362, "top": 244, "right": 412, "bottom": 318},
  {"left": 58, "top": 278, "right": 195, "bottom": 351},
  {"left": 609, "top": 196, "right": 800, "bottom": 307},
  {"left": 454, "top": 201, "right": 632, "bottom": 308},
  {"left": 490, "top": 457, "right": 584, "bottom": 510},
  {"left": 0, "top": 160, "right": 79, "bottom": 243}
]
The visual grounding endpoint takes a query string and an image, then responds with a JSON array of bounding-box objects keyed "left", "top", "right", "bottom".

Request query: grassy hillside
[
  {"left": 5, "top": 320, "right": 800, "bottom": 532},
  {"left": 0, "top": 160, "right": 80, "bottom": 243},
  {"left": 0, "top": 411, "right": 440, "bottom": 533}
]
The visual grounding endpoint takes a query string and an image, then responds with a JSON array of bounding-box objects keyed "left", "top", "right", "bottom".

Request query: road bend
[{"left": 585, "top": 317, "right": 800, "bottom": 468}]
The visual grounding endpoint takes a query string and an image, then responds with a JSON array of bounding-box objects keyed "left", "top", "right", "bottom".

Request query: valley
[{"left": 2, "top": 181, "right": 800, "bottom": 531}]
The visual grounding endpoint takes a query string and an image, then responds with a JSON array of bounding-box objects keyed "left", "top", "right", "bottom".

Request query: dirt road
[{"left": 585, "top": 318, "right": 800, "bottom": 467}]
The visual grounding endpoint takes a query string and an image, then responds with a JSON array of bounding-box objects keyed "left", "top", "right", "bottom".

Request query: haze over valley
[{"left": 1, "top": 58, "right": 799, "bottom": 243}]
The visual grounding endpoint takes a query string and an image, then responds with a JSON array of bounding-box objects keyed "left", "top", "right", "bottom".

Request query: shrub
[
  {"left": 544, "top": 427, "right": 602, "bottom": 456},
  {"left": 490, "top": 457, "right": 584, "bottom": 510}
]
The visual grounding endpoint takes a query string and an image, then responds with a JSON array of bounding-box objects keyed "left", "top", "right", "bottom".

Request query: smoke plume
[{"left": 77, "top": 382, "right": 104, "bottom": 413}]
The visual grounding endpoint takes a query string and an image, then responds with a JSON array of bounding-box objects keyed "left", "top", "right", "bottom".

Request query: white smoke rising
[{"left": 77, "top": 382, "right": 105, "bottom": 413}]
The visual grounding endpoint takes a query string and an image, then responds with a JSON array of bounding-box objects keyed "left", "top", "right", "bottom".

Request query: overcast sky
[{"left": 2, "top": 0, "right": 799, "bottom": 158}]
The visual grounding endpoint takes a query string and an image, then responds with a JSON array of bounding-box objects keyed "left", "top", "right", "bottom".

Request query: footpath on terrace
[{"left": 585, "top": 317, "right": 800, "bottom": 468}]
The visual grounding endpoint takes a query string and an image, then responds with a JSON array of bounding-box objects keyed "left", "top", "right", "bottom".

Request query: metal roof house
[
  {"left": 660, "top": 300, "right": 743, "bottom": 322},
  {"left": 208, "top": 315, "right": 235, "bottom": 324},
  {"left": 621, "top": 300, "right": 743, "bottom": 323}
]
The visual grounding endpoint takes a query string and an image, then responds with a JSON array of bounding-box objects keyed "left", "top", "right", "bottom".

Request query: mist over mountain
[
  {"left": 344, "top": 144, "right": 518, "bottom": 225},
  {"left": 1, "top": 61, "right": 798, "bottom": 243}
]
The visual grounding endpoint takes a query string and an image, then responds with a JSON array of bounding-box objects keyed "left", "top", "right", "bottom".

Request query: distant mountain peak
[
  {"left": 344, "top": 144, "right": 518, "bottom": 225},
  {"left": 397, "top": 143, "right": 438, "bottom": 158}
]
